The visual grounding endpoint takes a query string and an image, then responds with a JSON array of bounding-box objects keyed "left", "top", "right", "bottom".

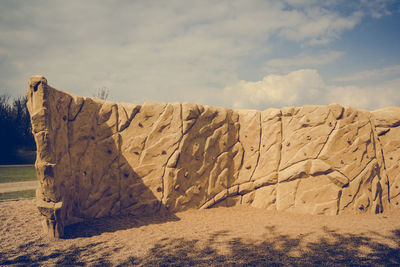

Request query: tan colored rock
[
  {"left": 280, "top": 105, "right": 337, "bottom": 171},
  {"left": 252, "top": 108, "right": 281, "bottom": 182},
  {"left": 372, "top": 107, "right": 400, "bottom": 128},
  {"left": 372, "top": 107, "right": 400, "bottom": 209},
  {"left": 318, "top": 107, "right": 376, "bottom": 180},
  {"left": 242, "top": 191, "right": 256, "bottom": 205},
  {"left": 276, "top": 180, "right": 300, "bottom": 211},
  {"left": 251, "top": 185, "right": 276, "bottom": 210},
  {"left": 27, "top": 76, "right": 400, "bottom": 238},
  {"left": 294, "top": 176, "right": 341, "bottom": 215},
  {"left": 235, "top": 110, "right": 261, "bottom": 184}
]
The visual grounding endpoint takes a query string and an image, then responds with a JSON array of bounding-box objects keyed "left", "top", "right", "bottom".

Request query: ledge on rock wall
[{"left": 26, "top": 76, "right": 400, "bottom": 238}]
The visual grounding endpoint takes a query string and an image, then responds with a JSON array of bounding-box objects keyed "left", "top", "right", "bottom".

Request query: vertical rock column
[
  {"left": 372, "top": 107, "right": 400, "bottom": 209},
  {"left": 26, "top": 76, "right": 71, "bottom": 238}
]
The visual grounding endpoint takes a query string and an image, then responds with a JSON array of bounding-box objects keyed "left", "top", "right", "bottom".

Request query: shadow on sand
[
  {"left": 121, "top": 227, "right": 400, "bottom": 266},
  {"left": 120, "top": 226, "right": 400, "bottom": 266},
  {"left": 2, "top": 226, "right": 399, "bottom": 266},
  {"left": 62, "top": 212, "right": 180, "bottom": 239}
]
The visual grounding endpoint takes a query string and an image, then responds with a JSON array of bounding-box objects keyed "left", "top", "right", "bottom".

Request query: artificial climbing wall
[{"left": 26, "top": 76, "right": 400, "bottom": 238}]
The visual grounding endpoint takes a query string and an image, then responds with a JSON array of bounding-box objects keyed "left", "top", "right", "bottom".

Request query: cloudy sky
[{"left": 1, "top": 0, "right": 400, "bottom": 110}]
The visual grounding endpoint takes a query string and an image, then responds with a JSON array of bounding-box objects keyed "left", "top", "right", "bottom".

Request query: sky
[{"left": 1, "top": 0, "right": 400, "bottom": 111}]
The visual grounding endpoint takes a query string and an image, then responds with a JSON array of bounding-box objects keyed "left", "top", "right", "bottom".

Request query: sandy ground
[
  {"left": 1, "top": 199, "right": 399, "bottom": 266},
  {"left": 0, "top": 181, "right": 38, "bottom": 193}
]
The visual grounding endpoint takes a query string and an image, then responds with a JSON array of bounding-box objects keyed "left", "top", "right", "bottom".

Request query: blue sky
[{"left": 1, "top": 0, "right": 399, "bottom": 110}]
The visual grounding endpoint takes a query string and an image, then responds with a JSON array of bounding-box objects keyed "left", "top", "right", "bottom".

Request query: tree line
[
  {"left": 0, "top": 87, "right": 110, "bottom": 164},
  {"left": 0, "top": 94, "right": 35, "bottom": 164}
]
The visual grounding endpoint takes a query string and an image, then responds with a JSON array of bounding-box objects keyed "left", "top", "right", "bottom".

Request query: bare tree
[{"left": 93, "top": 87, "right": 109, "bottom": 100}]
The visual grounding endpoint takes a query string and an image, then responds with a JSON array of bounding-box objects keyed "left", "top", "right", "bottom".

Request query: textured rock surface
[{"left": 26, "top": 76, "right": 400, "bottom": 238}]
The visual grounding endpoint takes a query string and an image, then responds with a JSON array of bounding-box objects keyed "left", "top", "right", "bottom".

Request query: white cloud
[
  {"left": 327, "top": 78, "right": 400, "bottom": 109},
  {"left": 263, "top": 51, "right": 343, "bottom": 73},
  {"left": 278, "top": 8, "right": 362, "bottom": 44},
  {"left": 284, "top": 0, "right": 397, "bottom": 18},
  {"left": 359, "top": 0, "right": 395, "bottom": 18},
  {"left": 333, "top": 65, "right": 400, "bottom": 82},
  {"left": 223, "top": 69, "right": 324, "bottom": 109},
  {"left": 0, "top": 0, "right": 396, "bottom": 108},
  {"left": 223, "top": 69, "right": 400, "bottom": 110}
]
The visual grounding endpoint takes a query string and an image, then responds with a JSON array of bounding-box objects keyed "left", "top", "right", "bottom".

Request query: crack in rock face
[{"left": 26, "top": 76, "right": 400, "bottom": 238}]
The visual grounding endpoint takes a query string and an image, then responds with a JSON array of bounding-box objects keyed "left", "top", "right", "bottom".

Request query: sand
[{"left": 1, "top": 199, "right": 399, "bottom": 266}]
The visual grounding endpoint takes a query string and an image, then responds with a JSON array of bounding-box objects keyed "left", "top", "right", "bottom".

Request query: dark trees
[{"left": 0, "top": 94, "right": 35, "bottom": 164}]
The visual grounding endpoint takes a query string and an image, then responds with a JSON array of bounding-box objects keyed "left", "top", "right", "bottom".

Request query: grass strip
[
  {"left": 0, "top": 165, "right": 36, "bottom": 183},
  {"left": 0, "top": 189, "right": 36, "bottom": 201}
]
